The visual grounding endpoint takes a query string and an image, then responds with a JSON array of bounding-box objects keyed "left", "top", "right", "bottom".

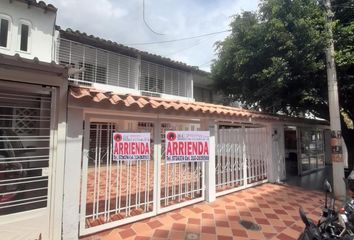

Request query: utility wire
[
  {"left": 143, "top": 0, "right": 165, "bottom": 35},
  {"left": 164, "top": 40, "right": 203, "bottom": 57},
  {"left": 198, "top": 59, "right": 214, "bottom": 68},
  {"left": 126, "top": 29, "right": 231, "bottom": 46},
  {"left": 163, "top": 33, "right": 218, "bottom": 57}
]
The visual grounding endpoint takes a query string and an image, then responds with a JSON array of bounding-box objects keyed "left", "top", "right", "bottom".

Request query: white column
[
  {"left": 202, "top": 119, "right": 216, "bottom": 202},
  {"left": 242, "top": 126, "right": 248, "bottom": 187},
  {"left": 62, "top": 108, "right": 84, "bottom": 240},
  {"left": 269, "top": 124, "right": 285, "bottom": 183},
  {"left": 266, "top": 124, "right": 274, "bottom": 182},
  {"left": 153, "top": 118, "right": 161, "bottom": 213},
  {"left": 50, "top": 87, "right": 68, "bottom": 240}
]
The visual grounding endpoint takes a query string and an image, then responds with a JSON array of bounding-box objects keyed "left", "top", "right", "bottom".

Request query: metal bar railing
[{"left": 58, "top": 38, "right": 193, "bottom": 98}]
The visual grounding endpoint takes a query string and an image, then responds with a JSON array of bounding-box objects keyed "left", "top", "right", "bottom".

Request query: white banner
[
  {"left": 112, "top": 132, "right": 150, "bottom": 161},
  {"left": 165, "top": 131, "right": 210, "bottom": 162}
]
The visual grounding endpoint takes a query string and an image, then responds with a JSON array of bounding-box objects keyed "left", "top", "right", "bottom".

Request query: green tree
[{"left": 212, "top": 0, "right": 354, "bottom": 167}]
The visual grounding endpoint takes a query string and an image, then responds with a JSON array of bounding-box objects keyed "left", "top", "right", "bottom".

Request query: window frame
[
  {"left": 0, "top": 14, "right": 12, "bottom": 50},
  {"left": 17, "top": 19, "right": 32, "bottom": 53}
]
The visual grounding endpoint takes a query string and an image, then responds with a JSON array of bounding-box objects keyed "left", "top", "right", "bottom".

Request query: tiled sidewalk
[{"left": 82, "top": 183, "right": 324, "bottom": 240}]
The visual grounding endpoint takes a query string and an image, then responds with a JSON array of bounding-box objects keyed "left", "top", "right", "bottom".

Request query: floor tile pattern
[{"left": 81, "top": 183, "right": 324, "bottom": 240}]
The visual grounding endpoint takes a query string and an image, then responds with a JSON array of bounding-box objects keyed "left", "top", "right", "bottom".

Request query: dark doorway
[
  {"left": 285, "top": 165, "right": 333, "bottom": 191},
  {"left": 284, "top": 127, "right": 298, "bottom": 177}
]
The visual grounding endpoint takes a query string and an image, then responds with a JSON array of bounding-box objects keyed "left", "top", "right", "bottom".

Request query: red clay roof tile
[{"left": 68, "top": 86, "right": 328, "bottom": 125}]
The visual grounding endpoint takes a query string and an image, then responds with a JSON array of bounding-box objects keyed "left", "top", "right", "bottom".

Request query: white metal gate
[
  {"left": 216, "top": 125, "right": 269, "bottom": 197},
  {"left": 80, "top": 120, "right": 155, "bottom": 235},
  {"left": 159, "top": 122, "right": 204, "bottom": 213},
  {"left": 80, "top": 118, "right": 270, "bottom": 234},
  {"left": 80, "top": 118, "right": 205, "bottom": 235},
  {"left": 0, "top": 83, "right": 55, "bottom": 239}
]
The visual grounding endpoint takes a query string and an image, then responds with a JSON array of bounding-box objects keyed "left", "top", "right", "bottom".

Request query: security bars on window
[
  {"left": 0, "top": 89, "right": 53, "bottom": 215},
  {"left": 57, "top": 38, "right": 193, "bottom": 98}
]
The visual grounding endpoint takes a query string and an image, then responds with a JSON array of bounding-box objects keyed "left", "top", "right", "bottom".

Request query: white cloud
[{"left": 47, "top": 0, "right": 259, "bottom": 72}]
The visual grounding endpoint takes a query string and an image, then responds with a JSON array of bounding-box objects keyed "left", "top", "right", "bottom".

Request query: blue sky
[{"left": 47, "top": 0, "right": 259, "bottom": 71}]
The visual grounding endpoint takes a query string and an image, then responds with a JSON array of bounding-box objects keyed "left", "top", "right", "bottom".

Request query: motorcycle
[
  {"left": 298, "top": 179, "right": 354, "bottom": 239},
  {"left": 298, "top": 207, "right": 323, "bottom": 240}
]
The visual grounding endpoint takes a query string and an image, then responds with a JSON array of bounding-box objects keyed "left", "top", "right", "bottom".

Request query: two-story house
[
  {"left": 0, "top": 1, "right": 331, "bottom": 240},
  {"left": 55, "top": 27, "right": 330, "bottom": 239}
]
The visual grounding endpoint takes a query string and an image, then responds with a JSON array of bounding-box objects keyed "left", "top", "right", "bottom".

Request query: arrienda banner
[
  {"left": 165, "top": 131, "right": 210, "bottom": 162},
  {"left": 112, "top": 132, "right": 150, "bottom": 161}
]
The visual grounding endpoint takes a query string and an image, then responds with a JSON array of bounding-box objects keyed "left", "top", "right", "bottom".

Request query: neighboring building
[
  {"left": 0, "top": 1, "right": 331, "bottom": 240},
  {"left": 0, "top": 53, "right": 67, "bottom": 240},
  {"left": 0, "top": 1, "right": 67, "bottom": 240},
  {"left": 0, "top": 0, "right": 57, "bottom": 62}
]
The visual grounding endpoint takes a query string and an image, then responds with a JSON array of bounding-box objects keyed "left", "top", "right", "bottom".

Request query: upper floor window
[
  {"left": 17, "top": 19, "right": 32, "bottom": 52},
  {"left": 20, "top": 24, "right": 29, "bottom": 51},
  {"left": 0, "top": 16, "right": 11, "bottom": 48},
  {"left": 18, "top": 20, "right": 31, "bottom": 52}
]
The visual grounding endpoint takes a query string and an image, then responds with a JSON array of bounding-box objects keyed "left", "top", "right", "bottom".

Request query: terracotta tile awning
[
  {"left": 69, "top": 86, "right": 329, "bottom": 125},
  {"left": 69, "top": 86, "right": 283, "bottom": 121}
]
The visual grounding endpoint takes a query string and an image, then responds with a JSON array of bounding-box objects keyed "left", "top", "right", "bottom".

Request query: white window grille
[
  {"left": 139, "top": 61, "right": 192, "bottom": 98},
  {"left": 57, "top": 38, "right": 138, "bottom": 89},
  {"left": 0, "top": 88, "right": 53, "bottom": 216},
  {"left": 57, "top": 38, "right": 193, "bottom": 98}
]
